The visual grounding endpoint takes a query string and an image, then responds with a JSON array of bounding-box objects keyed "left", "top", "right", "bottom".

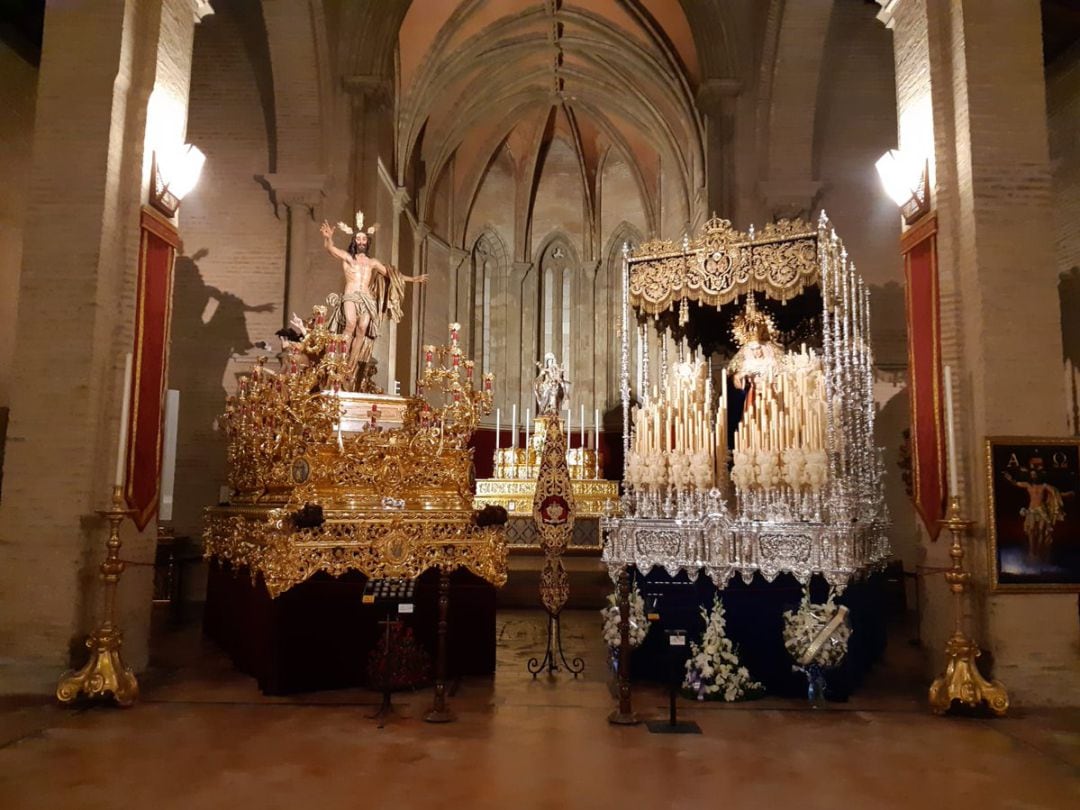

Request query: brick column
[
  {"left": 261, "top": 173, "right": 325, "bottom": 325},
  {"left": 0, "top": 0, "right": 211, "bottom": 693},
  {"left": 879, "top": 0, "right": 1077, "bottom": 703}
]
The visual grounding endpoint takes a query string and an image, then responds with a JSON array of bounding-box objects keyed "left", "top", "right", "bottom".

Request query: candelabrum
[
  {"left": 928, "top": 495, "right": 1009, "bottom": 716},
  {"left": 56, "top": 486, "right": 139, "bottom": 707},
  {"left": 419, "top": 324, "right": 494, "bottom": 448}
]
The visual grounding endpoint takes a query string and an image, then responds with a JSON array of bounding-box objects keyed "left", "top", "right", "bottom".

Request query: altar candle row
[{"left": 492, "top": 404, "right": 602, "bottom": 451}]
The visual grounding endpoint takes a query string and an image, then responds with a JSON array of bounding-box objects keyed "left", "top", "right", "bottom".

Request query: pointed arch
[
  {"left": 534, "top": 231, "right": 579, "bottom": 369},
  {"left": 468, "top": 227, "right": 510, "bottom": 375}
]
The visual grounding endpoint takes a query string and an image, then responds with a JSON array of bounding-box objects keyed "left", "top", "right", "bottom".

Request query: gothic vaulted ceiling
[{"left": 380, "top": 1, "right": 714, "bottom": 252}]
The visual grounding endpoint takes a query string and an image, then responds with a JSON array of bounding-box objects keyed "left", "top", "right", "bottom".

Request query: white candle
[
  {"left": 495, "top": 408, "right": 501, "bottom": 453},
  {"left": 594, "top": 407, "right": 600, "bottom": 477},
  {"left": 525, "top": 408, "right": 531, "bottom": 455},
  {"left": 943, "top": 364, "right": 959, "bottom": 494},
  {"left": 566, "top": 404, "right": 572, "bottom": 443},
  {"left": 115, "top": 352, "right": 133, "bottom": 488},
  {"left": 159, "top": 389, "right": 180, "bottom": 521},
  {"left": 580, "top": 403, "right": 585, "bottom": 449},
  {"left": 511, "top": 404, "right": 517, "bottom": 450}
]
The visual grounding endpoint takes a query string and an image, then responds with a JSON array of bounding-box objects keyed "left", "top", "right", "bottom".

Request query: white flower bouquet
[
  {"left": 782, "top": 588, "right": 851, "bottom": 670},
  {"left": 682, "top": 596, "right": 763, "bottom": 701},
  {"left": 601, "top": 580, "right": 649, "bottom": 650}
]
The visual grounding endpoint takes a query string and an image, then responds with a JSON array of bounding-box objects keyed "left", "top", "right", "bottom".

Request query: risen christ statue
[{"left": 319, "top": 219, "right": 427, "bottom": 389}]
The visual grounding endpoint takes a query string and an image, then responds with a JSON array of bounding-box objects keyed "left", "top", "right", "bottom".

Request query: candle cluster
[
  {"left": 730, "top": 347, "right": 829, "bottom": 495},
  {"left": 416, "top": 324, "right": 494, "bottom": 444},
  {"left": 626, "top": 358, "right": 725, "bottom": 492}
]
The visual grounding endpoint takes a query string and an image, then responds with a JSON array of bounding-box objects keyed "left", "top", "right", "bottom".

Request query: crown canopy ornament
[
  {"left": 730, "top": 294, "right": 778, "bottom": 346},
  {"left": 336, "top": 209, "right": 379, "bottom": 237}
]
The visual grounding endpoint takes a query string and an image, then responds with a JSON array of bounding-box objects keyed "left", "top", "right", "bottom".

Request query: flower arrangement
[
  {"left": 782, "top": 588, "right": 851, "bottom": 670},
  {"left": 601, "top": 580, "right": 649, "bottom": 649},
  {"left": 682, "top": 596, "right": 763, "bottom": 701}
]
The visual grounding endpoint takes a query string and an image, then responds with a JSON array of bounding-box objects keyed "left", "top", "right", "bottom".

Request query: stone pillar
[
  {"left": 697, "top": 79, "right": 741, "bottom": 220},
  {"left": 878, "top": 0, "right": 1077, "bottom": 703},
  {"left": 0, "top": 0, "right": 211, "bottom": 693},
  {"left": 512, "top": 261, "right": 536, "bottom": 412},
  {"left": 261, "top": 174, "right": 325, "bottom": 325}
]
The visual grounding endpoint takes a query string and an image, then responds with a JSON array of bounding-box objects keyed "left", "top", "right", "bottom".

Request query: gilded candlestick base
[
  {"left": 56, "top": 626, "right": 139, "bottom": 707},
  {"left": 57, "top": 486, "right": 138, "bottom": 707},
  {"left": 928, "top": 633, "right": 1009, "bottom": 716},
  {"left": 928, "top": 496, "right": 1009, "bottom": 717}
]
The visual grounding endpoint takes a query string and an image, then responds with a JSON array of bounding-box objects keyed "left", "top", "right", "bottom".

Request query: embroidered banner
[
  {"left": 902, "top": 214, "right": 946, "bottom": 539},
  {"left": 124, "top": 208, "right": 180, "bottom": 529}
]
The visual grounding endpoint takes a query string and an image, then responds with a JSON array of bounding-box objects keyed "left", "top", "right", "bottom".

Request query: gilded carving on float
[{"left": 205, "top": 319, "right": 508, "bottom": 596}]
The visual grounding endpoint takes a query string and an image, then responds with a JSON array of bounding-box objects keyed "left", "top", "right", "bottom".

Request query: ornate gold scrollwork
[
  {"left": 628, "top": 217, "right": 819, "bottom": 313},
  {"left": 209, "top": 323, "right": 508, "bottom": 597}
]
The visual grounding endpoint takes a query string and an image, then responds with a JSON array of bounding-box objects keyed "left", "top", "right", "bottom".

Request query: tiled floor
[{"left": 1, "top": 610, "right": 1077, "bottom": 809}]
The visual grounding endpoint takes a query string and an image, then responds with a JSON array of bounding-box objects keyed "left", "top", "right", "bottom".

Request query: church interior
[{"left": 1, "top": 0, "right": 1079, "bottom": 806}]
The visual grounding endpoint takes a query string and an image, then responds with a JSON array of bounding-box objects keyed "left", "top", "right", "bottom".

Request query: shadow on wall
[
  {"left": 868, "top": 281, "right": 908, "bottom": 372},
  {"left": 1060, "top": 267, "right": 1080, "bottom": 435},
  {"left": 169, "top": 250, "right": 274, "bottom": 536}
]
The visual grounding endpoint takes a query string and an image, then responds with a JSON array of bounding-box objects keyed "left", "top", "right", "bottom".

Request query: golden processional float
[
  {"left": 203, "top": 316, "right": 507, "bottom": 721},
  {"left": 604, "top": 214, "right": 889, "bottom": 721}
]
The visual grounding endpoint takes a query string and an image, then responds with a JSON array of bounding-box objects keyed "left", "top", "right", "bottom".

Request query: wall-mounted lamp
[
  {"left": 150, "top": 143, "right": 206, "bottom": 217},
  {"left": 875, "top": 149, "right": 930, "bottom": 225}
]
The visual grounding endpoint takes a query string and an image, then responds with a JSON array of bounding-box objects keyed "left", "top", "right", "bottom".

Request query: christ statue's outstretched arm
[
  {"left": 319, "top": 221, "right": 352, "bottom": 263},
  {"left": 369, "top": 257, "right": 427, "bottom": 284}
]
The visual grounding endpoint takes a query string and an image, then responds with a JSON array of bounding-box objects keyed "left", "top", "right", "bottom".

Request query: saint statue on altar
[
  {"left": 728, "top": 295, "right": 784, "bottom": 406},
  {"left": 318, "top": 211, "right": 427, "bottom": 391},
  {"left": 534, "top": 352, "right": 570, "bottom": 416}
]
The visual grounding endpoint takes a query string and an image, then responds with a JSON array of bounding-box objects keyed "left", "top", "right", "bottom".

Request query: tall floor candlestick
[
  {"left": 928, "top": 495, "right": 1009, "bottom": 716},
  {"left": 114, "top": 353, "right": 133, "bottom": 488},
  {"left": 60, "top": 354, "right": 138, "bottom": 707},
  {"left": 943, "top": 365, "right": 959, "bottom": 494}
]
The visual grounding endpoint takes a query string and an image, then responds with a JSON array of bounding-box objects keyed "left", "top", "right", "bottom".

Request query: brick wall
[
  {"left": 168, "top": 3, "right": 285, "bottom": 543},
  {"left": 0, "top": 42, "right": 37, "bottom": 412},
  {"left": 1048, "top": 45, "right": 1080, "bottom": 434}
]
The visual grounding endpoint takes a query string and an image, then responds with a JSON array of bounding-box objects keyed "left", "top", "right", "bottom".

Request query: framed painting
[{"left": 985, "top": 437, "right": 1080, "bottom": 592}]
